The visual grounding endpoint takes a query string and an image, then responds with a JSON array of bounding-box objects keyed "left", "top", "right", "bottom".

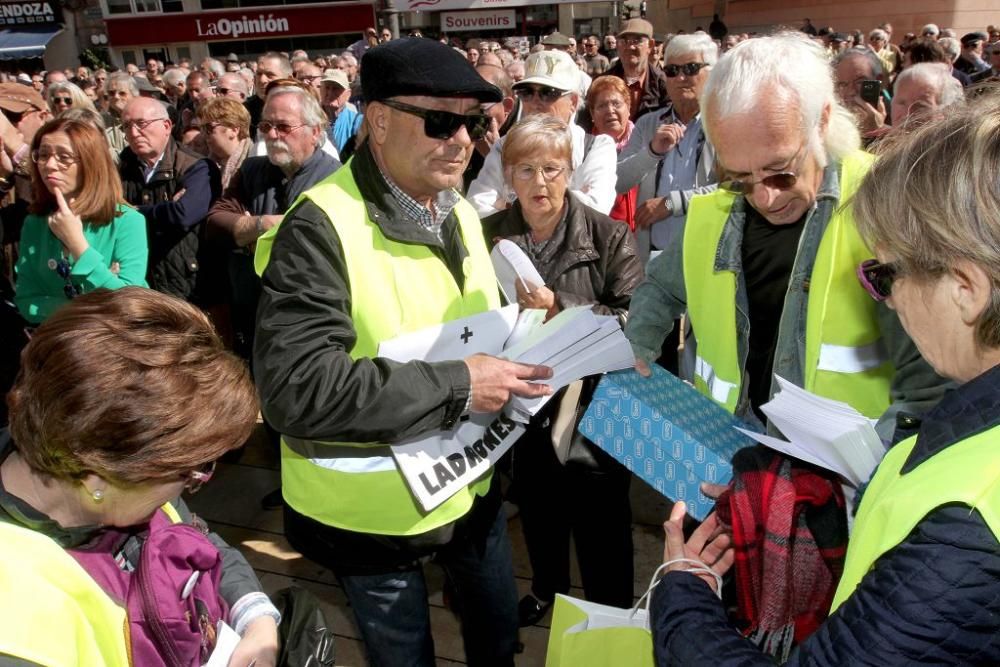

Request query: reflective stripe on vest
[
  {"left": 255, "top": 160, "right": 502, "bottom": 536},
  {"left": 831, "top": 424, "right": 1000, "bottom": 611},
  {"left": 0, "top": 522, "right": 131, "bottom": 667},
  {"left": 683, "top": 151, "right": 892, "bottom": 418}
]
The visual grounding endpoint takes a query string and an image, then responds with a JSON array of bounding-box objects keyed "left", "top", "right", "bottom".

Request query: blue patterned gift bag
[{"left": 579, "top": 366, "right": 753, "bottom": 520}]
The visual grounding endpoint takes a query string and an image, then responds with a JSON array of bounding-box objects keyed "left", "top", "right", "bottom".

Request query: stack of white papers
[
  {"left": 735, "top": 376, "right": 886, "bottom": 486},
  {"left": 500, "top": 306, "right": 635, "bottom": 422}
]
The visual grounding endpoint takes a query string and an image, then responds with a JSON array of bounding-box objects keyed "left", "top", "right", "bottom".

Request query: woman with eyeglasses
[
  {"left": 0, "top": 287, "right": 283, "bottom": 666},
  {"left": 14, "top": 118, "right": 148, "bottom": 325},
  {"left": 650, "top": 98, "right": 1000, "bottom": 667},
  {"left": 481, "top": 115, "right": 644, "bottom": 628},
  {"left": 196, "top": 97, "right": 253, "bottom": 189},
  {"left": 587, "top": 75, "right": 638, "bottom": 231},
  {"left": 46, "top": 80, "right": 97, "bottom": 117}
]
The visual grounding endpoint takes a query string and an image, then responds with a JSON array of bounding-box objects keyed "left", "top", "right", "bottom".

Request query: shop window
[{"left": 106, "top": 0, "right": 132, "bottom": 14}]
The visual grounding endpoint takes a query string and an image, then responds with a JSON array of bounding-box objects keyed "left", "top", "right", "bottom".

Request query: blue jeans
[{"left": 338, "top": 506, "right": 519, "bottom": 667}]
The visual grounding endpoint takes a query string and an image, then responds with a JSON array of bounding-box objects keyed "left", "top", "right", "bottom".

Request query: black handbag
[{"left": 271, "top": 586, "right": 336, "bottom": 667}]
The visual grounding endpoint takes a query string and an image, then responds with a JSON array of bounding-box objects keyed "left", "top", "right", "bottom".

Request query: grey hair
[
  {"left": 337, "top": 53, "right": 357, "bottom": 67},
  {"left": 868, "top": 28, "right": 888, "bottom": 42},
  {"left": 664, "top": 32, "right": 719, "bottom": 66},
  {"left": 59, "top": 107, "right": 106, "bottom": 132},
  {"left": 203, "top": 58, "right": 225, "bottom": 80},
  {"left": 501, "top": 115, "right": 574, "bottom": 177},
  {"left": 105, "top": 72, "right": 138, "bottom": 97},
  {"left": 921, "top": 23, "right": 940, "bottom": 36},
  {"left": 938, "top": 37, "right": 960, "bottom": 62},
  {"left": 893, "top": 63, "right": 965, "bottom": 109},
  {"left": 162, "top": 69, "right": 186, "bottom": 88},
  {"left": 48, "top": 81, "right": 97, "bottom": 113},
  {"left": 853, "top": 98, "right": 1000, "bottom": 348},
  {"left": 266, "top": 85, "right": 328, "bottom": 135},
  {"left": 833, "top": 47, "right": 883, "bottom": 80},
  {"left": 700, "top": 31, "right": 860, "bottom": 168}
]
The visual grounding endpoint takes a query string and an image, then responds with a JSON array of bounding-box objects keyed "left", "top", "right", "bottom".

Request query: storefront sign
[
  {"left": 440, "top": 9, "right": 515, "bottom": 32},
  {"left": 0, "top": 1, "right": 61, "bottom": 28},
  {"left": 410, "top": 0, "right": 597, "bottom": 11},
  {"left": 105, "top": 2, "right": 374, "bottom": 47}
]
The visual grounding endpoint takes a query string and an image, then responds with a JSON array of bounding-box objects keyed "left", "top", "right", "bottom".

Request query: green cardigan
[{"left": 14, "top": 203, "right": 148, "bottom": 324}]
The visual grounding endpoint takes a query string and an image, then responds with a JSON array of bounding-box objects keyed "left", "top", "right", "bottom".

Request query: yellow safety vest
[
  {"left": 682, "top": 151, "right": 893, "bottom": 418},
  {"left": 0, "top": 502, "right": 183, "bottom": 667},
  {"left": 255, "top": 162, "right": 501, "bottom": 536},
  {"left": 831, "top": 424, "right": 1000, "bottom": 611}
]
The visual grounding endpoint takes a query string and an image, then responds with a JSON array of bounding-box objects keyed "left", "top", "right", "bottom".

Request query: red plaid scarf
[{"left": 715, "top": 445, "right": 848, "bottom": 661}]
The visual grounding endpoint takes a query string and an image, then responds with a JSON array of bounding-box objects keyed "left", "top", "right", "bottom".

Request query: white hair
[
  {"left": 664, "top": 32, "right": 719, "bottom": 66},
  {"left": 700, "top": 31, "right": 860, "bottom": 168},
  {"left": 161, "top": 69, "right": 186, "bottom": 88},
  {"left": 894, "top": 63, "right": 965, "bottom": 109},
  {"left": 938, "top": 37, "right": 960, "bottom": 62},
  {"left": 921, "top": 23, "right": 940, "bottom": 36},
  {"left": 266, "top": 85, "right": 329, "bottom": 141},
  {"left": 868, "top": 28, "right": 888, "bottom": 42}
]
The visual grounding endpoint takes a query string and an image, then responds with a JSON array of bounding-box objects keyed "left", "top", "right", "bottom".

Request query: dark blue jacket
[{"left": 651, "top": 363, "right": 1000, "bottom": 665}]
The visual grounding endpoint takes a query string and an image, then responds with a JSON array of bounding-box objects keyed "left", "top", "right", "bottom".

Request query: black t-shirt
[{"left": 741, "top": 206, "right": 806, "bottom": 422}]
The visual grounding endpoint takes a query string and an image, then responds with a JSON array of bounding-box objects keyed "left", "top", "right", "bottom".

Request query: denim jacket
[{"left": 626, "top": 158, "right": 950, "bottom": 436}]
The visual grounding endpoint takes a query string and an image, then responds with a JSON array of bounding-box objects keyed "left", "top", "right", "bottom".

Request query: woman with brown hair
[
  {"left": 197, "top": 96, "right": 253, "bottom": 188},
  {"left": 587, "top": 75, "right": 637, "bottom": 230},
  {"left": 14, "top": 118, "right": 147, "bottom": 324},
  {"left": 0, "top": 287, "right": 280, "bottom": 666}
]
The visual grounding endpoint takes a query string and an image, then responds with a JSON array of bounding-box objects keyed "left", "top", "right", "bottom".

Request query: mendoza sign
[
  {"left": 0, "top": 1, "right": 61, "bottom": 27},
  {"left": 441, "top": 9, "right": 515, "bottom": 32}
]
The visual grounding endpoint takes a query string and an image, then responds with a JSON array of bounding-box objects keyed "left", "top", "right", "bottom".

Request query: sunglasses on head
[
  {"left": 379, "top": 99, "right": 490, "bottom": 141},
  {"left": 664, "top": 62, "right": 710, "bottom": 78},
  {"left": 514, "top": 85, "right": 571, "bottom": 104},
  {"left": 857, "top": 259, "right": 898, "bottom": 301}
]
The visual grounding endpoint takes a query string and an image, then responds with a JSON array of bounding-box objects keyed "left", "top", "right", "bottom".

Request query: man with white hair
[
  {"left": 216, "top": 72, "right": 248, "bottom": 101},
  {"left": 921, "top": 23, "right": 940, "bottom": 39},
  {"left": 627, "top": 31, "right": 944, "bottom": 437},
  {"left": 867, "top": 28, "right": 897, "bottom": 75},
  {"left": 467, "top": 49, "right": 616, "bottom": 217},
  {"left": 617, "top": 32, "right": 719, "bottom": 260},
  {"left": 626, "top": 34, "right": 948, "bottom": 658},
  {"left": 891, "top": 62, "right": 964, "bottom": 126}
]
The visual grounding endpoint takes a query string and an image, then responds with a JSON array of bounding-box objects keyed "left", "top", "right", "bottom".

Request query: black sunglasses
[
  {"left": 718, "top": 144, "right": 808, "bottom": 195},
  {"left": 514, "top": 85, "right": 571, "bottom": 104},
  {"left": 857, "top": 259, "right": 898, "bottom": 301},
  {"left": 379, "top": 99, "right": 490, "bottom": 141},
  {"left": 664, "top": 62, "right": 711, "bottom": 78},
  {"left": 52, "top": 258, "right": 81, "bottom": 299}
]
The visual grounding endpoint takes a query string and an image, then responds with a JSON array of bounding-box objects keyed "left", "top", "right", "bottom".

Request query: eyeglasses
[
  {"left": 51, "top": 96, "right": 73, "bottom": 105},
  {"left": 184, "top": 460, "right": 217, "bottom": 494},
  {"left": 378, "top": 99, "right": 490, "bottom": 141},
  {"left": 511, "top": 163, "right": 567, "bottom": 181},
  {"left": 51, "top": 258, "right": 81, "bottom": 299},
  {"left": 620, "top": 35, "right": 649, "bottom": 46},
  {"left": 718, "top": 144, "right": 808, "bottom": 195},
  {"left": 664, "top": 62, "right": 710, "bottom": 78},
  {"left": 857, "top": 259, "right": 898, "bottom": 301},
  {"left": 514, "top": 85, "right": 572, "bottom": 104},
  {"left": 216, "top": 87, "right": 241, "bottom": 97},
  {"left": 122, "top": 118, "right": 167, "bottom": 133},
  {"left": 258, "top": 120, "right": 307, "bottom": 136},
  {"left": 593, "top": 98, "right": 626, "bottom": 112},
  {"left": 31, "top": 148, "right": 77, "bottom": 167}
]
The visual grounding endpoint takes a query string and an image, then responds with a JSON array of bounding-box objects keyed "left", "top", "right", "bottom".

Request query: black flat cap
[
  {"left": 961, "top": 31, "right": 987, "bottom": 46},
  {"left": 361, "top": 37, "right": 501, "bottom": 103}
]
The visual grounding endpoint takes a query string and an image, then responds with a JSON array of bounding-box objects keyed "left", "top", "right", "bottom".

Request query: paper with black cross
[{"left": 379, "top": 304, "right": 536, "bottom": 512}]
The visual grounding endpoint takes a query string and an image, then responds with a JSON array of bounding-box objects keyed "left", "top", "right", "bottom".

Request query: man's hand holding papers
[{"left": 466, "top": 354, "right": 553, "bottom": 413}]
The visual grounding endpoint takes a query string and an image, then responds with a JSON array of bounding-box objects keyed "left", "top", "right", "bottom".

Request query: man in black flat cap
[{"left": 253, "top": 37, "right": 552, "bottom": 666}]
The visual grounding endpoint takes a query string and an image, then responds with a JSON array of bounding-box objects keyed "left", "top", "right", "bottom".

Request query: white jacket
[{"left": 467, "top": 122, "right": 617, "bottom": 218}]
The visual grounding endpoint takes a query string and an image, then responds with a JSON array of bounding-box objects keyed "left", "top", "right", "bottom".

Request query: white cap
[{"left": 515, "top": 50, "right": 579, "bottom": 92}]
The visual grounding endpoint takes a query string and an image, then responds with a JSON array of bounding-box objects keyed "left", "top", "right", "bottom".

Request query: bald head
[{"left": 121, "top": 97, "right": 172, "bottom": 163}]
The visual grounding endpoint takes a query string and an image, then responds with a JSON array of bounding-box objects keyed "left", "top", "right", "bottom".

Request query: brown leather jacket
[{"left": 481, "top": 192, "right": 643, "bottom": 327}]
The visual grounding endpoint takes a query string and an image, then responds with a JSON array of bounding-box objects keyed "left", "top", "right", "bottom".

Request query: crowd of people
[{"left": 0, "top": 12, "right": 999, "bottom": 667}]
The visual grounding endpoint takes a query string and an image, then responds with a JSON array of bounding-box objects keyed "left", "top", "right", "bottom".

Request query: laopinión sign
[
  {"left": 195, "top": 13, "right": 289, "bottom": 38},
  {"left": 0, "top": 0, "right": 61, "bottom": 27}
]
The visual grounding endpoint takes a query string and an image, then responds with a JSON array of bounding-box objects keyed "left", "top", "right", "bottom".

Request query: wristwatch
[{"left": 662, "top": 197, "right": 673, "bottom": 217}]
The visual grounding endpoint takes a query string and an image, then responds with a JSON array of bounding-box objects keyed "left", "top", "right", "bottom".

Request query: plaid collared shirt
[{"left": 384, "top": 175, "right": 460, "bottom": 242}]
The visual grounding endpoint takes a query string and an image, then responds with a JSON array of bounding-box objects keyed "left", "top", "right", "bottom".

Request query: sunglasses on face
[
  {"left": 51, "top": 96, "right": 73, "bottom": 105},
  {"left": 664, "top": 62, "right": 710, "bottom": 78},
  {"left": 718, "top": 144, "right": 808, "bottom": 195},
  {"left": 379, "top": 98, "right": 490, "bottom": 141},
  {"left": 857, "top": 259, "right": 898, "bottom": 301},
  {"left": 514, "top": 85, "right": 572, "bottom": 104},
  {"left": 258, "top": 120, "right": 307, "bottom": 136}
]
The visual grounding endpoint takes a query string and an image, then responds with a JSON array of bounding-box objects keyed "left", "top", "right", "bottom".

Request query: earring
[{"left": 92, "top": 488, "right": 105, "bottom": 503}]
